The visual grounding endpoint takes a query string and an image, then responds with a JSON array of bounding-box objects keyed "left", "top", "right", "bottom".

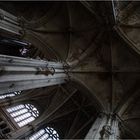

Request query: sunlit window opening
[
  {"left": 29, "top": 127, "right": 59, "bottom": 140},
  {"left": 0, "top": 91, "right": 21, "bottom": 99},
  {"left": 7, "top": 104, "right": 39, "bottom": 127}
]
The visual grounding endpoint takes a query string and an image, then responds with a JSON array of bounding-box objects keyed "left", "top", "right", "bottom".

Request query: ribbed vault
[{"left": 0, "top": 1, "right": 140, "bottom": 139}]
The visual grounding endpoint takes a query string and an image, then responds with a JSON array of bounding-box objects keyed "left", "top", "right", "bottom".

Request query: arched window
[
  {"left": 6, "top": 104, "right": 39, "bottom": 127},
  {"left": 0, "top": 91, "right": 21, "bottom": 99},
  {"left": 29, "top": 127, "right": 59, "bottom": 140}
]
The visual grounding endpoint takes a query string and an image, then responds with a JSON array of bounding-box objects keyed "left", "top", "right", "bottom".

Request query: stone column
[
  {"left": 85, "top": 113, "right": 120, "bottom": 140},
  {"left": 0, "top": 8, "right": 22, "bottom": 36},
  {"left": 0, "top": 54, "right": 68, "bottom": 95}
]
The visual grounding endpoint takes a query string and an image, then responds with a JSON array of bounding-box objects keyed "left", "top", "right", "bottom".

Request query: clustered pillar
[
  {"left": 85, "top": 113, "right": 120, "bottom": 140},
  {"left": 0, "top": 54, "right": 69, "bottom": 95}
]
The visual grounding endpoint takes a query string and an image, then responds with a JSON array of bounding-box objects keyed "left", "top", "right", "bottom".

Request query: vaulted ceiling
[{"left": 0, "top": 1, "right": 140, "bottom": 139}]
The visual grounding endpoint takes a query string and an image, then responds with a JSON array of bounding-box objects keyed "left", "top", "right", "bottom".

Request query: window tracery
[
  {"left": 29, "top": 127, "right": 59, "bottom": 140},
  {"left": 0, "top": 91, "right": 21, "bottom": 99},
  {"left": 6, "top": 104, "right": 39, "bottom": 127}
]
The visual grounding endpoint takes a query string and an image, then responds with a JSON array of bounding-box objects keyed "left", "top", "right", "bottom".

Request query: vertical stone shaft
[
  {"left": 85, "top": 113, "right": 120, "bottom": 140},
  {"left": 0, "top": 54, "right": 68, "bottom": 95}
]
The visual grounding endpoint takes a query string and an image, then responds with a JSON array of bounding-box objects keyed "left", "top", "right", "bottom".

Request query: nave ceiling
[{"left": 0, "top": 1, "right": 140, "bottom": 139}]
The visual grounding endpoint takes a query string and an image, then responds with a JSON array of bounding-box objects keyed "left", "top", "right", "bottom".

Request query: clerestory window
[
  {"left": 29, "top": 126, "right": 59, "bottom": 140},
  {"left": 0, "top": 91, "right": 21, "bottom": 99},
  {"left": 6, "top": 104, "right": 39, "bottom": 127}
]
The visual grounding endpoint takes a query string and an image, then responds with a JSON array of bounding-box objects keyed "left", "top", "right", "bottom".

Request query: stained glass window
[
  {"left": 6, "top": 104, "right": 39, "bottom": 127},
  {"left": 0, "top": 91, "right": 21, "bottom": 99},
  {"left": 29, "top": 127, "right": 59, "bottom": 140}
]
